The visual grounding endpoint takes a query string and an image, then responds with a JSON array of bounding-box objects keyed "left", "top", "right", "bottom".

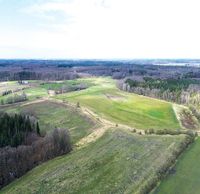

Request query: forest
[
  {"left": 0, "top": 113, "right": 72, "bottom": 188},
  {"left": 118, "top": 77, "right": 200, "bottom": 106},
  {"left": 0, "top": 113, "right": 40, "bottom": 147}
]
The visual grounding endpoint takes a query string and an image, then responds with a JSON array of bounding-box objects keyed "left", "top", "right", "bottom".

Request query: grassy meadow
[
  {"left": 2, "top": 101, "right": 95, "bottom": 144},
  {"left": 40, "top": 79, "right": 94, "bottom": 90},
  {"left": 154, "top": 137, "right": 200, "bottom": 194},
  {"left": 55, "top": 77, "right": 180, "bottom": 130},
  {"left": 0, "top": 77, "right": 193, "bottom": 194},
  {"left": 0, "top": 81, "right": 48, "bottom": 103},
  {"left": 0, "top": 129, "right": 186, "bottom": 194},
  {"left": 0, "top": 81, "right": 27, "bottom": 95}
]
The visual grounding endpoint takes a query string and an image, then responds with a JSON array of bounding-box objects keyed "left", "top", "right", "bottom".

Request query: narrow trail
[
  {"left": 4, "top": 94, "right": 150, "bottom": 150},
  {"left": 20, "top": 97, "right": 141, "bottom": 149},
  {"left": 48, "top": 98, "right": 116, "bottom": 149},
  {"left": 20, "top": 97, "right": 114, "bottom": 148},
  {"left": 20, "top": 97, "right": 49, "bottom": 107},
  {"left": 49, "top": 98, "right": 146, "bottom": 148}
]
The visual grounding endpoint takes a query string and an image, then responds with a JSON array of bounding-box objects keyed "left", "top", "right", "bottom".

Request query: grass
[
  {"left": 22, "top": 87, "right": 48, "bottom": 100},
  {"left": 40, "top": 79, "right": 94, "bottom": 91},
  {"left": 55, "top": 77, "right": 180, "bottom": 130},
  {"left": 154, "top": 137, "right": 200, "bottom": 194},
  {"left": 0, "top": 77, "right": 187, "bottom": 193},
  {"left": 0, "top": 82, "right": 48, "bottom": 103},
  {"left": 0, "top": 81, "right": 27, "bottom": 95},
  {"left": 2, "top": 101, "right": 95, "bottom": 144},
  {"left": 0, "top": 129, "right": 186, "bottom": 194}
]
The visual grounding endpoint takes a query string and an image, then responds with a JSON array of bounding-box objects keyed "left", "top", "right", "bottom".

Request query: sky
[{"left": 0, "top": 0, "right": 200, "bottom": 59}]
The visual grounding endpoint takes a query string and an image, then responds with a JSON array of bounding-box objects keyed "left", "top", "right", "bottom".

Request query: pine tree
[{"left": 36, "top": 122, "right": 40, "bottom": 135}]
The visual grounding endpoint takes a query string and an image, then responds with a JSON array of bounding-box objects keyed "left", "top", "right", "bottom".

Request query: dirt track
[{"left": 19, "top": 97, "right": 139, "bottom": 149}]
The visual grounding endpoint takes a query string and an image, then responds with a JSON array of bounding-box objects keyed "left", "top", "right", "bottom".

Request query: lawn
[
  {"left": 2, "top": 101, "right": 95, "bottom": 144},
  {"left": 0, "top": 129, "right": 186, "bottom": 194},
  {"left": 154, "top": 137, "right": 200, "bottom": 194},
  {"left": 55, "top": 77, "right": 180, "bottom": 130}
]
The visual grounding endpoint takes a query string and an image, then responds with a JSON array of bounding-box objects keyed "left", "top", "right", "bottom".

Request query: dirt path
[
  {"left": 17, "top": 97, "right": 145, "bottom": 148},
  {"left": 75, "top": 125, "right": 111, "bottom": 148},
  {"left": 20, "top": 97, "right": 49, "bottom": 107},
  {"left": 173, "top": 104, "right": 186, "bottom": 129},
  {"left": 48, "top": 98, "right": 116, "bottom": 149}
]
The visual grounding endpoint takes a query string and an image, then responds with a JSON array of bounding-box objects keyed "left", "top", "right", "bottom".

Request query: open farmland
[
  {"left": 55, "top": 77, "right": 180, "bottom": 130},
  {"left": 0, "top": 76, "right": 197, "bottom": 193},
  {"left": 0, "top": 129, "right": 187, "bottom": 194}
]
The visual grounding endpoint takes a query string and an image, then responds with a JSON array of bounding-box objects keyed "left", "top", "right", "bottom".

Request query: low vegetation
[
  {"left": 0, "top": 129, "right": 190, "bottom": 194},
  {"left": 154, "top": 138, "right": 200, "bottom": 194},
  {"left": 1, "top": 59, "right": 200, "bottom": 193},
  {"left": 0, "top": 93, "right": 27, "bottom": 105},
  {"left": 55, "top": 77, "right": 180, "bottom": 130},
  {"left": 40, "top": 80, "right": 91, "bottom": 94}
]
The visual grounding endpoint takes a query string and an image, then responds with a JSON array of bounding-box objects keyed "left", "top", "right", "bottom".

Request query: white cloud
[{"left": 1, "top": 0, "right": 200, "bottom": 58}]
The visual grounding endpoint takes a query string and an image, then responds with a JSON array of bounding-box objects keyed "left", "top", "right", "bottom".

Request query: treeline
[
  {"left": 0, "top": 113, "right": 40, "bottom": 147},
  {"left": 2, "top": 90, "right": 12, "bottom": 96},
  {"left": 118, "top": 78, "right": 200, "bottom": 104},
  {"left": 0, "top": 93, "right": 27, "bottom": 105},
  {"left": 0, "top": 71, "right": 79, "bottom": 81},
  {"left": 42, "top": 82, "right": 88, "bottom": 94},
  {"left": 0, "top": 128, "right": 72, "bottom": 188},
  {"left": 138, "top": 133, "right": 196, "bottom": 194},
  {"left": 126, "top": 77, "right": 200, "bottom": 92}
]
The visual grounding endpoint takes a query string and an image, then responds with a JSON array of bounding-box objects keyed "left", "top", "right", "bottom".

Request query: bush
[
  {"left": 6, "top": 93, "right": 27, "bottom": 104},
  {"left": 2, "top": 90, "right": 12, "bottom": 96}
]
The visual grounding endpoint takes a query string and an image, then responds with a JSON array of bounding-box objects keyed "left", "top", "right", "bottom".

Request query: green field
[
  {"left": 0, "top": 129, "right": 186, "bottom": 194},
  {"left": 40, "top": 79, "right": 94, "bottom": 91},
  {"left": 55, "top": 77, "right": 180, "bottom": 130},
  {"left": 0, "top": 77, "right": 191, "bottom": 193},
  {"left": 2, "top": 101, "right": 95, "bottom": 144},
  {"left": 154, "top": 137, "right": 200, "bottom": 194},
  {"left": 0, "top": 81, "right": 48, "bottom": 103},
  {"left": 0, "top": 81, "right": 27, "bottom": 95},
  {"left": 22, "top": 87, "right": 48, "bottom": 100}
]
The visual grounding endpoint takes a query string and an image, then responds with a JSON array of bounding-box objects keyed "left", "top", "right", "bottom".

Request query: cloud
[
  {"left": 1, "top": 0, "right": 200, "bottom": 58},
  {"left": 21, "top": 0, "right": 108, "bottom": 23}
]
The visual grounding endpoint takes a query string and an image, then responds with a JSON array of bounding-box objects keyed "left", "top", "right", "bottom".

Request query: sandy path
[{"left": 14, "top": 97, "right": 145, "bottom": 148}]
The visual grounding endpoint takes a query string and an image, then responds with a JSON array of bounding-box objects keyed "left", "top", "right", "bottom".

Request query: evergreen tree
[
  {"left": 0, "top": 113, "right": 41, "bottom": 147},
  {"left": 36, "top": 122, "right": 40, "bottom": 135}
]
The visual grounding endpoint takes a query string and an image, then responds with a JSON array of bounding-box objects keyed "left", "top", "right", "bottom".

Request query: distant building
[{"left": 19, "top": 80, "right": 29, "bottom": 85}]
